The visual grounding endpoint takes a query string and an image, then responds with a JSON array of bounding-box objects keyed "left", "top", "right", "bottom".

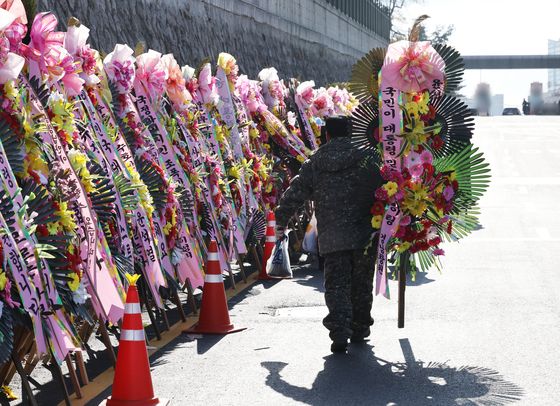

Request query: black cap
[{"left": 324, "top": 116, "right": 352, "bottom": 138}]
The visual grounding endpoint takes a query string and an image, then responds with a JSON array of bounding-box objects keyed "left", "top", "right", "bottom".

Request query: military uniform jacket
[{"left": 276, "top": 137, "right": 383, "bottom": 255}]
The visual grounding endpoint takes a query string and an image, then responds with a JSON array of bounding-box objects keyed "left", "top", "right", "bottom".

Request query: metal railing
[{"left": 323, "top": 0, "right": 391, "bottom": 40}]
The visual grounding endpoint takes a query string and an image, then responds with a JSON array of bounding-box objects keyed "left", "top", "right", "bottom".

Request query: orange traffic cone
[
  {"left": 184, "top": 240, "right": 246, "bottom": 334},
  {"left": 257, "top": 211, "right": 276, "bottom": 280},
  {"left": 102, "top": 274, "right": 168, "bottom": 406}
]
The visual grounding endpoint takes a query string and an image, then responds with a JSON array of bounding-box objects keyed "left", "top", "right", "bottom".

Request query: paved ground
[
  {"left": 90, "top": 116, "right": 560, "bottom": 405},
  {"left": 9, "top": 116, "right": 560, "bottom": 405}
]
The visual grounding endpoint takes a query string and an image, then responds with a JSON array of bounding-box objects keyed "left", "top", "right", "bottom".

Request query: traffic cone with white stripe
[
  {"left": 257, "top": 211, "right": 276, "bottom": 280},
  {"left": 184, "top": 240, "right": 246, "bottom": 334},
  {"left": 102, "top": 274, "right": 169, "bottom": 406}
]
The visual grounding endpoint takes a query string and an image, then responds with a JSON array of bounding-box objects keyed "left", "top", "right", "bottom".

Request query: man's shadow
[{"left": 261, "top": 339, "right": 523, "bottom": 405}]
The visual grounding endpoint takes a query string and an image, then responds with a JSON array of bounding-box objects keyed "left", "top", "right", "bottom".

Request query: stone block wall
[{"left": 38, "top": 0, "right": 389, "bottom": 85}]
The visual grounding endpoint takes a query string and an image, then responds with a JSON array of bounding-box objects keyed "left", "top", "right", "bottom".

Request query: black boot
[
  {"left": 350, "top": 327, "right": 371, "bottom": 343},
  {"left": 330, "top": 338, "right": 348, "bottom": 353}
]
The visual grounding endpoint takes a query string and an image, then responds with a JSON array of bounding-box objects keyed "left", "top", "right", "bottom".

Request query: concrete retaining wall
[{"left": 38, "top": 0, "right": 389, "bottom": 84}]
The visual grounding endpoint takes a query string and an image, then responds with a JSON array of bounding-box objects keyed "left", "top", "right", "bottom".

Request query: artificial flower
[
  {"left": 311, "top": 87, "right": 334, "bottom": 118},
  {"left": 104, "top": 43, "right": 136, "bottom": 93},
  {"left": 382, "top": 40, "right": 445, "bottom": 93},
  {"left": 135, "top": 49, "right": 168, "bottom": 99},
  {"left": 161, "top": 53, "right": 190, "bottom": 107},
  {"left": 371, "top": 215, "right": 383, "bottom": 229},
  {"left": 383, "top": 181, "right": 398, "bottom": 197},
  {"left": 295, "top": 80, "right": 315, "bottom": 108},
  {"left": 194, "top": 62, "right": 219, "bottom": 107}
]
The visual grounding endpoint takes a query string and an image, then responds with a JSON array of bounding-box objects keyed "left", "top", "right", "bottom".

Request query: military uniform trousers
[{"left": 322, "top": 248, "right": 375, "bottom": 340}]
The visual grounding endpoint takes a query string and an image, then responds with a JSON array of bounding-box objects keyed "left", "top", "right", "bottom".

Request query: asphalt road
[
  {"left": 92, "top": 116, "right": 560, "bottom": 406},
  {"left": 10, "top": 116, "right": 560, "bottom": 405}
]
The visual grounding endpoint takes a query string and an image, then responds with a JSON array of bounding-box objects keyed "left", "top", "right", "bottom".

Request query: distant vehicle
[{"left": 502, "top": 107, "right": 521, "bottom": 115}]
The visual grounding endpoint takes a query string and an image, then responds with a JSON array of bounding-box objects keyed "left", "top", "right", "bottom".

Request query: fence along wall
[{"left": 38, "top": 0, "right": 390, "bottom": 85}]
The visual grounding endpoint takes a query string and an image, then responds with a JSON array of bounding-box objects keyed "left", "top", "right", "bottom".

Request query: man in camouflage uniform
[{"left": 275, "top": 116, "right": 382, "bottom": 353}]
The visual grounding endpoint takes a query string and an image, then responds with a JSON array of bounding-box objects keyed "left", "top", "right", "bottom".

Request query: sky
[{"left": 397, "top": 0, "right": 560, "bottom": 107}]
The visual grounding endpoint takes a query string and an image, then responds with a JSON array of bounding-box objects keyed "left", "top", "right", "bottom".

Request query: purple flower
[{"left": 443, "top": 185, "right": 455, "bottom": 201}]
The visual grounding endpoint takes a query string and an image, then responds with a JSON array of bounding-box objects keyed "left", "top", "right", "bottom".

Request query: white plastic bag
[
  {"left": 302, "top": 214, "right": 318, "bottom": 254},
  {"left": 266, "top": 235, "right": 292, "bottom": 278}
]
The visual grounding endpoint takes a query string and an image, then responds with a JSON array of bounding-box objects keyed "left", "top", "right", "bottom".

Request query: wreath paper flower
[
  {"left": 64, "top": 23, "right": 100, "bottom": 85},
  {"left": 161, "top": 53, "right": 190, "bottom": 108},
  {"left": 135, "top": 49, "right": 168, "bottom": 99},
  {"left": 104, "top": 43, "right": 136, "bottom": 94},
  {"left": 382, "top": 40, "right": 445, "bottom": 93},
  {"left": 295, "top": 80, "right": 315, "bottom": 109},
  {"left": 0, "top": 9, "right": 24, "bottom": 83},
  {"left": 195, "top": 62, "right": 219, "bottom": 107}
]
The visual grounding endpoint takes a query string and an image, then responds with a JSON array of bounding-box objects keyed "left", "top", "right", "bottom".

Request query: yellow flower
[
  {"left": 217, "top": 52, "right": 236, "bottom": 75},
  {"left": 126, "top": 162, "right": 154, "bottom": 218},
  {"left": 50, "top": 100, "right": 67, "bottom": 117},
  {"left": 55, "top": 201, "right": 77, "bottom": 233},
  {"left": 265, "top": 182, "right": 273, "bottom": 193},
  {"left": 410, "top": 182, "right": 429, "bottom": 201},
  {"left": 0, "top": 271, "right": 7, "bottom": 291},
  {"left": 397, "top": 242, "right": 412, "bottom": 253},
  {"left": 249, "top": 127, "right": 259, "bottom": 139},
  {"left": 68, "top": 150, "right": 88, "bottom": 171},
  {"left": 449, "top": 170, "right": 457, "bottom": 181},
  {"left": 67, "top": 272, "right": 80, "bottom": 292},
  {"left": 163, "top": 221, "right": 173, "bottom": 236},
  {"left": 228, "top": 166, "right": 241, "bottom": 179},
  {"left": 296, "top": 155, "right": 306, "bottom": 163},
  {"left": 371, "top": 215, "right": 383, "bottom": 229},
  {"left": 47, "top": 221, "right": 61, "bottom": 235},
  {"left": 383, "top": 181, "right": 398, "bottom": 197},
  {"left": 4, "top": 80, "right": 18, "bottom": 100},
  {"left": 402, "top": 199, "right": 428, "bottom": 216},
  {"left": 215, "top": 125, "right": 226, "bottom": 144}
]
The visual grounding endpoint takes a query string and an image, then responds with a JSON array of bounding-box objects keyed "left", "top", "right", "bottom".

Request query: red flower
[
  {"left": 446, "top": 220, "right": 453, "bottom": 234},
  {"left": 374, "top": 187, "right": 389, "bottom": 201},
  {"left": 423, "top": 163, "right": 434, "bottom": 179},
  {"left": 428, "top": 236, "right": 442, "bottom": 246},
  {"left": 432, "top": 135, "right": 444, "bottom": 150},
  {"left": 37, "top": 224, "right": 49, "bottom": 237},
  {"left": 370, "top": 201, "right": 385, "bottom": 216},
  {"left": 421, "top": 105, "right": 436, "bottom": 121}
]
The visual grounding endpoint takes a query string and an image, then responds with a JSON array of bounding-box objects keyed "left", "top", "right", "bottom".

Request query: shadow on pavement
[
  {"left": 261, "top": 338, "right": 523, "bottom": 405},
  {"left": 387, "top": 266, "right": 436, "bottom": 287}
]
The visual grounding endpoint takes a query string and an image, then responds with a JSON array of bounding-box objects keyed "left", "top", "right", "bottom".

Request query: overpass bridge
[{"left": 463, "top": 55, "right": 560, "bottom": 69}]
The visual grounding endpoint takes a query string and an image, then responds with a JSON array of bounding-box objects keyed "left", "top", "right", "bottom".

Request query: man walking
[{"left": 275, "top": 116, "right": 382, "bottom": 353}]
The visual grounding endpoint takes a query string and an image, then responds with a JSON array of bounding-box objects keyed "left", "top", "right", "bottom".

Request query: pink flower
[
  {"left": 296, "top": 80, "right": 315, "bottom": 108},
  {"left": 404, "top": 151, "right": 422, "bottom": 168},
  {"left": 237, "top": 74, "right": 266, "bottom": 114},
  {"left": 195, "top": 62, "right": 219, "bottom": 107},
  {"left": 311, "top": 87, "right": 334, "bottom": 118},
  {"left": 135, "top": 49, "right": 168, "bottom": 99},
  {"left": 104, "top": 44, "right": 136, "bottom": 94},
  {"left": 400, "top": 215, "right": 411, "bottom": 226},
  {"left": 161, "top": 53, "right": 190, "bottom": 107},
  {"left": 0, "top": 26, "right": 23, "bottom": 83},
  {"left": 0, "top": 0, "right": 26, "bottom": 24},
  {"left": 409, "top": 164, "right": 424, "bottom": 178},
  {"left": 64, "top": 24, "right": 100, "bottom": 85},
  {"left": 382, "top": 40, "right": 445, "bottom": 93},
  {"left": 3, "top": 21, "right": 26, "bottom": 53},
  {"left": 433, "top": 248, "right": 445, "bottom": 256},
  {"left": 258, "top": 67, "right": 285, "bottom": 109},
  {"left": 420, "top": 150, "right": 433, "bottom": 164},
  {"left": 43, "top": 45, "right": 84, "bottom": 95}
]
